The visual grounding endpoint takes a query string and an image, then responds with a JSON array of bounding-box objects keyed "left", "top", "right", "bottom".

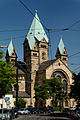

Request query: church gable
[{"left": 45, "top": 59, "right": 72, "bottom": 79}]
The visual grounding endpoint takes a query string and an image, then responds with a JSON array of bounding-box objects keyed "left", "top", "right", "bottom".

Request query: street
[{"left": 14, "top": 112, "right": 72, "bottom": 120}]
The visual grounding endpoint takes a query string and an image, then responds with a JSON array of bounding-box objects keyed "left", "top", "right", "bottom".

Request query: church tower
[
  {"left": 23, "top": 10, "right": 49, "bottom": 107},
  {"left": 5, "top": 40, "right": 17, "bottom": 63},
  {"left": 56, "top": 37, "right": 68, "bottom": 65}
]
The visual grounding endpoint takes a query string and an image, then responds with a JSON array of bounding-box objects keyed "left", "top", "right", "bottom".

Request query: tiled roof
[
  {"left": 13, "top": 66, "right": 25, "bottom": 75},
  {"left": 39, "top": 60, "right": 56, "bottom": 70},
  {"left": 13, "top": 61, "right": 27, "bottom": 74}
]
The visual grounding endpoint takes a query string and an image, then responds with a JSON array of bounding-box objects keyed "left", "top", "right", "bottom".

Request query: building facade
[{"left": 4, "top": 11, "right": 76, "bottom": 108}]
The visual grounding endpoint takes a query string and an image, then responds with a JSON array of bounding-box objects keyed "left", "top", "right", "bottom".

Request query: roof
[
  {"left": 13, "top": 66, "right": 25, "bottom": 75},
  {"left": 8, "top": 40, "right": 15, "bottom": 56},
  {"left": 58, "top": 37, "right": 65, "bottom": 54},
  {"left": 39, "top": 60, "right": 56, "bottom": 70},
  {"left": 39, "top": 58, "right": 72, "bottom": 74},
  {"left": 13, "top": 61, "right": 27, "bottom": 74},
  {"left": 26, "top": 10, "right": 48, "bottom": 49},
  {"left": 9, "top": 91, "right": 30, "bottom": 98}
]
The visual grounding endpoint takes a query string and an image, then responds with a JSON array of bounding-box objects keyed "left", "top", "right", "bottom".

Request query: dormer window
[
  {"left": 30, "top": 32, "right": 32, "bottom": 34},
  {"left": 64, "top": 51, "right": 65, "bottom": 54},
  {"left": 12, "top": 53, "right": 15, "bottom": 55},
  {"left": 34, "top": 47, "right": 36, "bottom": 50},
  {"left": 38, "top": 32, "right": 40, "bottom": 34}
]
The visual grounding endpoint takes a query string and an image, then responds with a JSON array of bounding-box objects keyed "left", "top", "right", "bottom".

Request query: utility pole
[
  {"left": 0, "top": 46, "right": 8, "bottom": 48},
  {"left": 16, "top": 66, "right": 18, "bottom": 110}
]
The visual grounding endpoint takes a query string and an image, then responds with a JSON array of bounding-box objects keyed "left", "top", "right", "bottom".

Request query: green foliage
[
  {"left": 54, "top": 106, "right": 60, "bottom": 111},
  {"left": 0, "top": 51, "right": 4, "bottom": 59},
  {"left": 35, "top": 78, "right": 64, "bottom": 101},
  {"left": 0, "top": 51, "right": 16, "bottom": 97},
  {"left": 69, "top": 73, "right": 80, "bottom": 101},
  {"left": 14, "top": 98, "right": 26, "bottom": 108}
]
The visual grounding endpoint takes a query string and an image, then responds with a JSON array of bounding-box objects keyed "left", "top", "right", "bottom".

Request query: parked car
[
  {"left": 76, "top": 110, "right": 80, "bottom": 118},
  {"left": 0, "top": 108, "right": 6, "bottom": 120},
  {"left": 0, "top": 108, "right": 15, "bottom": 120},
  {"left": 28, "top": 108, "right": 39, "bottom": 114},
  {"left": 12, "top": 107, "right": 18, "bottom": 118},
  {"left": 18, "top": 108, "right": 30, "bottom": 115}
]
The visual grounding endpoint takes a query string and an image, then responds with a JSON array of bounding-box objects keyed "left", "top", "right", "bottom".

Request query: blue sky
[{"left": 0, "top": 0, "right": 80, "bottom": 73}]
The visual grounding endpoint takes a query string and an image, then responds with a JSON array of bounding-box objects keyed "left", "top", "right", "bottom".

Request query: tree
[
  {"left": 35, "top": 78, "right": 64, "bottom": 107},
  {"left": 14, "top": 98, "right": 26, "bottom": 108},
  {"left": 0, "top": 51, "right": 15, "bottom": 97},
  {"left": 69, "top": 73, "right": 80, "bottom": 102}
]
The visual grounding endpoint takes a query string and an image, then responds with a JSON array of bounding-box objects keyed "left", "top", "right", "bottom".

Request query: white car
[{"left": 18, "top": 108, "right": 30, "bottom": 114}]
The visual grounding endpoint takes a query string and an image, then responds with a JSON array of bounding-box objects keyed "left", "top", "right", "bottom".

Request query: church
[{"left": 5, "top": 11, "right": 76, "bottom": 109}]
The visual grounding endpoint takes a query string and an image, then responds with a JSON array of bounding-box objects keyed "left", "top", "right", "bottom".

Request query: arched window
[
  {"left": 63, "top": 80, "right": 67, "bottom": 91},
  {"left": 56, "top": 75, "right": 61, "bottom": 80},
  {"left": 42, "top": 52, "right": 46, "bottom": 60}
]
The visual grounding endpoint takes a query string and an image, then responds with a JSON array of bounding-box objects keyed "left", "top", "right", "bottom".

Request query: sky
[{"left": 0, "top": 0, "right": 80, "bottom": 74}]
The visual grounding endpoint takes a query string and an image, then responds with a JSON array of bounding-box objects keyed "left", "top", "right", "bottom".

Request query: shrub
[{"left": 14, "top": 98, "right": 26, "bottom": 108}]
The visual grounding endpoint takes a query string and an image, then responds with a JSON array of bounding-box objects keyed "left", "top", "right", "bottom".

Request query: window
[
  {"left": 63, "top": 80, "right": 67, "bottom": 91},
  {"left": 65, "top": 100, "right": 68, "bottom": 106},
  {"left": 11, "top": 59, "right": 15, "bottom": 62},
  {"left": 42, "top": 52, "right": 46, "bottom": 60},
  {"left": 56, "top": 75, "right": 61, "bottom": 80},
  {"left": 34, "top": 47, "right": 36, "bottom": 50},
  {"left": 33, "top": 53, "right": 37, "bottom": 56},
  {"left": 63, "top": 58, "right": 66, "bottom": 61},
  {"left": 12, "top": 53, "right": 15, "bottom": 55},
  {"left": 41, "top": 45, "right": 46, "bottom": 48},
  {"left": 64, "top": 51, "right": 65, "bottom": 54},
  {"left": 30, "top": 32, "right": 32, "bottom": 34}
]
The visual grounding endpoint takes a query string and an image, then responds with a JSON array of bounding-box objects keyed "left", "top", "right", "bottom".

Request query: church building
[{"left": 5, "top": 11, "right": 75, "bottom": 108}]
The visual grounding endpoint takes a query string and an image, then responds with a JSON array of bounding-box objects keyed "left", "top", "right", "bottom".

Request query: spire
[
  {"left": 26, "top": 10, "right": 48, "bottom": 49},
  {"left": 8, "top": 39, "right": 15, "bottom": 56},
  {"left": 6, "top": 39, "right": 17, "bottom": 63},
  {"left": 58, "top": 37, "right": 64, "bottom": 54},
  {"left": 56, "top": 37, "right": 68, "bottom": 65}
]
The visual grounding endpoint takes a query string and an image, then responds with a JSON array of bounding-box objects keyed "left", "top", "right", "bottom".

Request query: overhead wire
[
  {"left": 68, "top": 51, "right": 80, "bottom": 58},
  {"left": 17, "top": 0, "right": 48, "bottom": 30}
]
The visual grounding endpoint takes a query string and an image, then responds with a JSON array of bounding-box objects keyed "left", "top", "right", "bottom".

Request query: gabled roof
[
  {"left": 38, "top": 58, "right": 72, "bottom": 73},
  {"left": 9, "top": 91, "right": 30, "bottom": 98},
  {"left": 8, "top": 40, "right": 15, "bottom": 56},
  {"left": 26, "top": 10, "right": 48, "bottom": 50},
  {"left": 39, "top": 60, "right": 56, "bottom": 70},
  {"left": 58, "top": 37, "right": 65, "bottom": 54}
]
